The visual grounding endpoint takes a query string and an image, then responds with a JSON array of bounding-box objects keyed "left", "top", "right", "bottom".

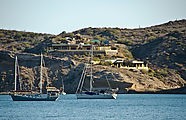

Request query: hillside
[
  {"left": 0, "top": 29, "right": 54, "bottom": 53},
  {"left": 73, "top": 19, "right": 186, "bottom": 81},
  {"left": 73, "top": 20, "right": 186, "bottom": 46},
  {"left": 0, "top": 19, "right": 185, "bottom": 93}
]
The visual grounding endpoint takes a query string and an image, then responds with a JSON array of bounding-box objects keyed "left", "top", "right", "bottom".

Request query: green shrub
[
  {"left": 141, "top": 69, "right": 148, "bottom": 74},
  {"left": 154, "top": 69, "right": 168, "bottom": 78},
  {"left": 99, "top": 61, "right": 104, "bottom": 65},
  {"left": 93, "top": 57, "right": 100, "bottom": 61},
  {"left": 104, "top": 61, "right": 112, "bottom": 66},
  {"left": 14, "top": 33, "right": 22, "bottom": 39},
  {"left": 148, "top": 72, "right": 154, "bottom": 76}
]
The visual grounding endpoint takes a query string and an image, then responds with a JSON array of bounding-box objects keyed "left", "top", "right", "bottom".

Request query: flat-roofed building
[
  {"left": 49, "top": 44, "right": 92, "bottom": 51},
  {"left": 113, "top": 59, "right": 148, "bottom": 71},
  {"left": 48, "top": 44, "right": 118, "bottom": 55}
]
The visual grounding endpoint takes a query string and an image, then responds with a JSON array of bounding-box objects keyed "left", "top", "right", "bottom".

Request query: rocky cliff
[
  {"left": 0, "top": 50, "right": 185, "bottom": 93},
  {"left": 0, "top": 51, "right": 76, "bottom": 93}
]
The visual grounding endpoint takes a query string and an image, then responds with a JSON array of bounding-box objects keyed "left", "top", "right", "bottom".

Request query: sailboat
[
  {"left": 10, "top": 54, "right": 60, "bottom": 101},
  {"left": 76, "top": 45, "right": 117, "bottom": 99}
]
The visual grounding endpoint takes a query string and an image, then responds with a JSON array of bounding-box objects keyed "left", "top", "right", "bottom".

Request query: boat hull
[
  {"left": 76, "top": 93, "right": 117, "bottom": 99},
  {"left": 10, "top": 94, "right": 59, "bottom": 101},
  {"left": 61, "top": 92, "right": 66, "bottom": 95}
]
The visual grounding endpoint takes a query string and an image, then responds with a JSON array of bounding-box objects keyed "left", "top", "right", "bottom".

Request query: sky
[{"left": 0, "top": 0, "right": 186, "bottom": 35}]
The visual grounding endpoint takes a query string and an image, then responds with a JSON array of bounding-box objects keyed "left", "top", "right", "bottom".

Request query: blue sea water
[{"left": 0, "top": 94, "right": 186, "bottom": 120}]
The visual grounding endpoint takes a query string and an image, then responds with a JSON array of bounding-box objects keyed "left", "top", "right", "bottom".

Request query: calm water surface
[{"left": 0, "top": 94, "right": 186, "bottom": 120}]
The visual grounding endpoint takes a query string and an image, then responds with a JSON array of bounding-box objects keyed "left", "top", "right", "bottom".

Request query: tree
[
  {"left": 65, "top": 33, "right": 74, "bottom": 37},
  {"left": 14, "top": 33, "right": 22, "bottom": 39}
]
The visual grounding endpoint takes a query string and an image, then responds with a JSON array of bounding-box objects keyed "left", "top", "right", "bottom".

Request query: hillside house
[
  {"left": 49, "top": 44, "right": 92, "bottom": 50},
  {"left": 113, "top": 59, "right": 148, "bottom": 71}
]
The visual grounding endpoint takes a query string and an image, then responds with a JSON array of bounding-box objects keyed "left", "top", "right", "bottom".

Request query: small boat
[
  {"left": 76, "top": 45, "right": 117, "bottom": 99},
  {"left": 60, "top": 78, "right": 66, "bottom": 95},
  {"left": 61, "top": 91, "right": 66, "bottom": 95},
  {"left": 10, "top": 54, "right": 60, "bottom": 101}
]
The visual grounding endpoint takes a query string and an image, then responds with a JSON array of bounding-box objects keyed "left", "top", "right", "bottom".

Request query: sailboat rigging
[
  {"left": 76, "top": 45, "right": 117, "bottom": 99},
  {"left": 10, "top": 54, "right": 60, "bottom": 101}
]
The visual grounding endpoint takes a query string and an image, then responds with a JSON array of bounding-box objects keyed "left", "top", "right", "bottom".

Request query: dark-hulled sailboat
[{"left": 10, "top": 54, "right": 60, "bottom": 101}]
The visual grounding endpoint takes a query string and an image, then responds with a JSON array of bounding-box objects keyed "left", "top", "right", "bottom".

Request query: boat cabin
[{"left": 46, "top": 87, "right": 60, "bottom": 97}]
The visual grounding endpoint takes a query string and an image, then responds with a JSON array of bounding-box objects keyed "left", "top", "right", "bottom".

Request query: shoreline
[
  {"left": 1, "top": 92, "right": 186, "bottom": 95},
  {"left": 1, "top": 86, "right": 186, "bottom": 95}
]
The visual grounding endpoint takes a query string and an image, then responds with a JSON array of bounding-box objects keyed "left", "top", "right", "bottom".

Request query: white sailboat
[
  {"left": 76, "top": 45, "right": 117, "bottom": 99},
  {"left": 10, "top": 54, "right": 60, "bottom": 101}
]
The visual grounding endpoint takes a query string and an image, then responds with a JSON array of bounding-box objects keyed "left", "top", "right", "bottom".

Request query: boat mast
[
  {"left": 14, "top": 56, "right": 17, "bottom": 91},
  {"left": 40, "top": 53, "right": 43, "bottom": 94},
  {"left": 62, "top": 78, "right": 64, "bottom": 92},
  {"left": 90, "top": 45, "right": 93, "bottom": 91}
]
